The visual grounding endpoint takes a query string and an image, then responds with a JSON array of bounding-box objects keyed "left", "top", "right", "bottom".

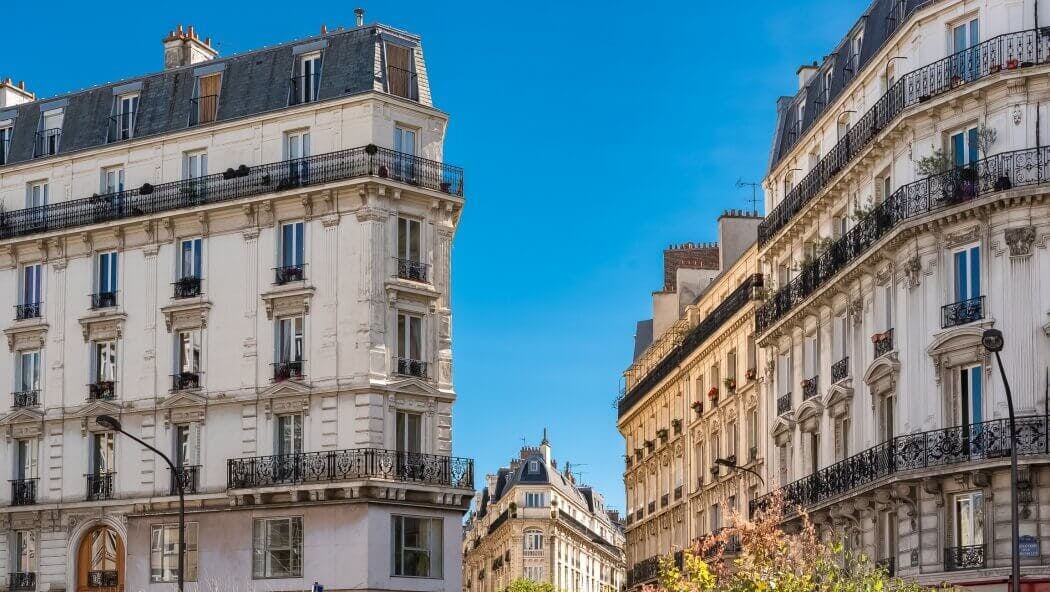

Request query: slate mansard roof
[
  {"left": 0, "top": 24, "right": 422, "bottom": 167},
  {"left": 768, "top": 0, "right": 925, "bottom": 172}
]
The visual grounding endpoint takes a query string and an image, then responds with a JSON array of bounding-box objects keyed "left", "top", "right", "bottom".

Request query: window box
[{"left": 692, "top": 400, "right": 704, "bottom": 415}]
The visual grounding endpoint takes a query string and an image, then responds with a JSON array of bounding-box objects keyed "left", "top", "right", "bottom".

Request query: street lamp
[
  {"left": 714, "top": 457, "right": 765, "bottom": 486},
  {"left": 96, "top": 415, "right": 186, "bottom": 592},
  {"left": 981, "top": 329, "right": 1020, "bottom": 592}
]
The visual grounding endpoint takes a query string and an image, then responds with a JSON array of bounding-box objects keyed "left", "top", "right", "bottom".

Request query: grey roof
[
  {"left": 768, "top": 0, "right": 923, "bottom": 171},
  {"left": 1, "top": 25, "right": 386, "bottom": 167},
  {"left": 632, "top": 319, "right": 654, "bottom": 361}
]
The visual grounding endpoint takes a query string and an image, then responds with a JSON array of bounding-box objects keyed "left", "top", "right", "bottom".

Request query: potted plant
[
  {"left": 990, "top": 63, "right": 1002, "bottom": 74},
  {"left": 707, "top": 386, "right": 719, "bottom": 402},
  {"left": 691, "top": 400, "right": 704, "bottom": 414},
  {"left": 260, "top": 174, "right": 272, "bottom": 186},
  {"left": 723, "top": 377, "right": 737, "bottom": 392},
  {"left": 656, "top": 428, "right": 669, "bottom": 442},
  {"left": 671, "top": 419, "right": 682, "bottom": 434},
  {"left": 139, "top": 182, "right": 154, "bottom": 195},
  {"left": 746, "top": 367, "right": 758, "bottom": 380},
  {"left": 365, "top": 143, "right": 379, "bottom": 155},
  {"left": 1007, "top": 57, "right": 1019, "bottom": 69},
  {"left": 950, "top": 75, "right": 963, "bottom": 88}
]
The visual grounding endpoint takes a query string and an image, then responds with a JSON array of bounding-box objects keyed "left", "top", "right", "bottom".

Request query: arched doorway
[{"left": 76, "top": 526, "right": 124, "bottom": 591}]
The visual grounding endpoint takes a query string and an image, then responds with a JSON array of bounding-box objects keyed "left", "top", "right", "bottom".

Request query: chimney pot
[
  {"left": 355, "top": 8, "right": 365, "bottom": 26},
  {"left": 18, "top": 81, "right": 24, "bottom": 89},
  {"left": 320, "top": 24, "right": 328, "bottom": 34}
]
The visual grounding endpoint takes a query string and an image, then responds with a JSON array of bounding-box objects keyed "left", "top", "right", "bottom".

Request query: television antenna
[{"left": 735, "top": 178, "right": 761, "bottom": 214}]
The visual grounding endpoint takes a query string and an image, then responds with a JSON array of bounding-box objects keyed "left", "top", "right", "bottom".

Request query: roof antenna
[
  {"left": 354, "top": 7, "right": 365, "bottom": 27},
  {"left": 735, "top": 178, "right": 761, "bottom": 215},
  {"left": 541, "top": 428, "right": 549, "bottom": 445}
]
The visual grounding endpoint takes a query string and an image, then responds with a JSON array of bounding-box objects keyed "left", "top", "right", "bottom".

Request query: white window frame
[
  {"left": 183, "top": 151, "right": 208, "bottom": 180},
  {"left": 179, "top": 238, "right": 203, "bottom": 279},
  {"left": 150, "top": 522, "right": 199, "bottom": 582},
  {"left": 26, "top": 181, "right": 48, "bottom": 209},
  {"left": 252, "top": 516, "right": 303, "bottom": 579},
  {"left": 16, "top": 350, "right": 41, "bottom": 393},
  {"left": 524, "top": 492, "right": 546, "bottom": 508},
  {"left": 93, "top": 340, "right": 117, "bottom": 383},
  {"left": 115, "top": 94, "right": 139, "bottom": 141},
  {"left": 176, "top": 330, "right": 202, "bottom": 374},
  {"left": 275, "top": 413, "right": 304, "bottom": 456},
  {"left": 395, "top": 410, "right": 422, "bottom": 453},
  {"left": 391, "top": 515, "right": 443, "bottom": 578},
  {"left": 279, "top": 221, "right": 305, "bottom": 268}
]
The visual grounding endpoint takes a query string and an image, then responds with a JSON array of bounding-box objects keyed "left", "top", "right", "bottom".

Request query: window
[
  {"left": 804, "top": 334, "right": 818, "bottom": 378},
  {"left": 102, "top": 167, "right": 125, "bottom": 194},
  {"left": 391, "top": 515, "right": 443, "bottom": 578},
  {"left": 252, "top": 517, "right": 302, "bottom": 579},
  {"left": 285, "top": 130, "right": 311, "bottom": 182},
  {"left": 956, "top": 365, "right": 984, "bottom": 426},
  {"left": 184, "top": 151, "right": 208, "bottom": 180},
  {"left": 385, "top": 44, "right": 417, "bottom": 100},
  {"left": 877, "top": 395, "right": 894, "bottom": 442},
  {"left": 26, "top": 181, "right": 48, "bottom": 209},
  {"left": 953, "top": 491, "right": 984, "bottom": 547},
  {"left": 880, "top": 285, "right": 893, "bottom": 331},
  {"left": 36, "top": 109, "right": 63, "bottom": 156},
  {"left": 279, "top": 221, "right": 305, "bottom": 271},
  {"left": 113, "top": 94, "right": 138, "bottom": 141},
  {"left": 192, "top": 74, "right": 221, "bottom": 125},
  {"left": 17, "top": 350, "right": 41, "bottom": 394},
  {"left": 950, "top": 126, "right": 979, "bottom": 166},
  {"left": 710, "top": 503, "right": 721, "bottom": 531},
  {"left": 393, "top": 125, "right": 418, "bottom": 182},
  {"left": 524, "top": 566, "right": 544, "bottom": 581},
  {"left": 523, "top": 529, "right": 543, "bottom": 552},
  {"left": 177, "top": 330, "right": 201, "bottom": 374},
  {"left": 747, "top": 408, "right": 758, "bottom": 458},
  {"left": 296, "top": 53, "right": 321, "bottom": 104},
  {"left": 397, "top": 312, "right": 423, "bottom": 362},
  {"left": 96, "top": 252, "right": 119, "bottom": 305},
  {"left": 13, "top": 530, "right": 35, "bottom": 574},
  {"left": 179, "top": 238, "right": 203, "bottom": 279},
  {"left": 849, "top": 33, "right": 864, "bottom": 74},
  {"left": 727, "top": 420, "right": 737, "bottom": 459},
  {"left": 525, "top": 492, "right": 546, "bottom": 507},
  {"left": 878, "top": 510, "right": 898, "bottom": 562},
  {"left": 396, "top": 411, "right": 422, "bottom": 453},
  {"left": 15, "top": 439, "right": 38, "bottom": 480},
  {"left": 275, "top": 317, "right": 304, "bottom": 380},
  {"left": 93, "top": 340, "right": 117, "bottom": 384},
  {"left": 151, "top": 523, "right": 199, "bottom": 582},
  {"left": 92, "top": 432, "right": 115, "bottom": 474},
  {"left": 953, "top": 245, "right": 981, "bottom": 303},
  {"left": 776, "top": 352, "right": 792, "bottom": 396},
  {"left": 808, "top": 432, "right": 820, "bottom": 473},
  {"left": 823, "top": 70, "right": 833, "bottom": 104},
  {"left": 0, "top": 124, "right": 11, "bottom": 164},
  {"left": 398, "top": 217, "right": 422, "bottom": 264},
  {"left": 833, "top": 314, "right": 848, "bottom": 360},
  {"left": 528, "top": 460, "right": 540, "bottom": 474},
  {"left": 276, "top": 414, "right": 303, "bottom": 456},
  {"left": 795, "top": 102, "right": 805, "bottom": 136},
  {"left": 951, "top": 18, "right": 980, "bottom": 81}
]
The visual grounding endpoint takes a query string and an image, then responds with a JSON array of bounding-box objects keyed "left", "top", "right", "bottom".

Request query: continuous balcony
[
  {"left": 0, "top": 145, "right": 464, "bottom": 243},
  {"left": 751, "top": 414, "right": 1049, "bottom": 517},
  {"left": 760, "top": 29, "right": 1047, "bottom": 247},
  {"left": 227, "top": 448, "right": 474, "bottom": 490},
  {"left": 618, "top": 274, "right": 762, "bottom": 418},
  {"left": 757, "top": 146, "right": 1050, "bottom": 335}
]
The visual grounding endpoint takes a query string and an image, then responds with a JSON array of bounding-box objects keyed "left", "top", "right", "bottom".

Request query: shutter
[
  {"left": 252, "top": 520, "right": 265, "bottom": 577},
  {"left": 29, "top": 439, "right": 39, "bottom": 479},
  {"left": 190, "top": 422, "right": 201, "bottom": 466}
]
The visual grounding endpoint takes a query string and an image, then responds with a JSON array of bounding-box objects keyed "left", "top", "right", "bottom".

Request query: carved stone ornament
[
  {"left": 1005, "top": 226, "right": 1036, "bottom": 258},
  {"left": 847, "top": 297, "right": 864, "bottom": 326},
  {"left": 943, "top": 225, "right": 981, "bottom": 248},
  {"left": 4, "top": 322, "right": 48, "bottom": 352},
  {"left": 904, "top": 256, "right": 922, "bottom": 289},
  {"left": 264, "top": 396, "right": 310, "bottom": 420},
  {"left": 261, "top": 286, "right": 315, "bottom": 320},
  {"left": 161, "top": 301, "right": 212, "bottom": 333},
  {"left": 78, "top": 313, "right": 126, "bottom": 342}
]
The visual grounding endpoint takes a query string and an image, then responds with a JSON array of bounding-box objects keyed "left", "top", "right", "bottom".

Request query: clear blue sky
[{"left": 6, "top": 0, "right": 865, "bottom": 511}]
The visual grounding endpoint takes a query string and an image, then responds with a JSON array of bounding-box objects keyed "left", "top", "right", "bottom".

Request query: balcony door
[
  {"left": 285, "top": 131, "right": 310, "bottom": 183},
  {"left": 276, "top": 414, "right": 303, "bottom": 457},
  {"left": 15, "top": 530, "right": 35, "bottom": 576},
  {"left": 397, "top": 313, "right": 422, "bottom": 363},
  {"left": 280, "top": 222, "right": 305, "bottom": 271},
  {"left": 116, "top": 95, "right": 138, "bottom": 140},
  {"left": 15, "top": 439, "right": 37, "bottom": 481},
  {"left": 953, "top": 491, "right": 984, "bottom": 548},
  {"left": 92, "top": 433, "right": 115, "bottom": 475},
  {"left": 953, "top": 245, "right": 980, "bottom": 304},
  {"left": 396, "top": 411, "right": 422, "bottom": 454},
  {"left": 393, "top": 125, "right": 417, "bottom": 182},
  {"left": 180, "top": 238, "right": 203, "bottom": 279},
  {"left": 952, "top": 19, "right": 980, "bottom": 81},
  {"left": 950, "top": 127, "right": 979, "bottom": 167}
]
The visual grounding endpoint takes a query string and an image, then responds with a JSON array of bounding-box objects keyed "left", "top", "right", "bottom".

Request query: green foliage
[
  {"left": 913, "top": 147, "right": 952, "bottom": 179},
  {"left": 506, "top": 578, "right": 558, "bottom": 592}
]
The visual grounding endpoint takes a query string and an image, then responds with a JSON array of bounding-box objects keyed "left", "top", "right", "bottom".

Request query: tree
[
  {"left": 644, "top": 495, "right": 953, "bottom": 592},
  {"left": 506, "top": 578, "right": 559, "bottom": 592}
]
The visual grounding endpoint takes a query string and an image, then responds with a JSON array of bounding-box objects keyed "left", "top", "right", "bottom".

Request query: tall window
[
  {"left": 102, "top": 167, "right": 125, "bottom": 194},
  {"left": 385, "top": 44, "right": 416, "bottom": 100},
  {"left": 726, "top": 420, "right": 737, "bottom": 459},
  {"left": 13, "top": 530, "right": 35, "bottom": 575},
  {"left": 184, "top": 151, "right": 207, "bottom": 180},
  {"left": 956, "top": 365, "right": 983, "bottom": 426},
  {"left": 297, "top": 53, "right": 321, "bottom": 104},
  {"left": 252, "top": 517, "right": 303, "bottom": 579},
  {"left": 953, "top": 492, "right": 984, "bottom": 548},
  {"left": 397, "top": 312, "right": 423, "bottom": 362},
  {"left": 808, "top": 432, "right": 820, "bottom": 473},
  {"left": 17, "top": 350, "right": 41, "bottom": 394},
  {"left": 276, "top": 317, "right": 304, "bottom": 365},
  {"left": 776, "top": 352, "right": 792, "bottom": 396},
  {"left": 395, "top": 411, "right": 422, "bottom": 453},
  {"left": 94, "top": 340, "right": 117, "bottom": 384},
  {"left": 92, "top": 432, "right": 115, "bottom": 475},
  {"left": 398, "top": 217, "right": 422, "bottom": 263},
  {"left": 823, "top": 70, "right": 833, "bottom": 104},
  {"left": 26, "top": 181, "right": 47, "bottom": 209},
  {"left": 747, "top": 408, "right": 758, "bottom": 459},
  {"left": 950, "top": 126, "right": 979, "bottom": 167},
  {"left": 393, "top": 125, "right": 417, "bottom": 181},
  {"left": 37, "top": 108, "right": 63, "bottom": 156},
  {"left": 0, "top": 125, "right": 11, "bottom": 164},
  {"left": 96, "top": 252, "right": 119, "bottom": 307},
  {"left": 151, "top": 523, "right": 198, "bottom": 582},
  {"left": 953, "top": 245, "right": 981, "bottom": 303},
  {"left": 392, "top": 516, "right": 443, "bottom": 578},
  {"left": 180, "top": 238, "right": 203, "bottom": 279},
  {"left": 285, "top": 130, "right": 311, "bottom": 182},
  {"left": 525, "top": 492, "right": 546, "bottom": 508},
  {"left": 15, "top": 439, "right": 37, "bottom": 481},
  {"left": 952, "top": 19, "right": 980, "bottom": 81},
  {"left": 276, "top": 414, "right": 303, "bottom": 456},
  {"left": 279, "top": 221, "right": 305, "bottom": 271},
  {"left": 523, "top": 529, "right": 543, "bottom": 553},
  {"left": 114, "top": 94, "right": 138, "bottom": 141},
  {"left": 878, "top": 510, "right": 898, "bottom": 562},
  {"left": 192, "top": 74, "right": 221, "bottom": 125},
  {"left": 833, "top": 314, "right": 848, "bottom": 360},
  {"left": 176, "top": 330, "right": 202, "bottom": 383}
]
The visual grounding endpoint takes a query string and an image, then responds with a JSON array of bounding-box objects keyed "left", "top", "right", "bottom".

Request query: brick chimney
[
  {"left": 662, "top": 242, "right": 719, "bottom": 291},
  {"left": 0, "top": 78, "right": 34, "bottom": 107},
  {"left": 163, "top": 25, "right": 219, "bottom": 70}
]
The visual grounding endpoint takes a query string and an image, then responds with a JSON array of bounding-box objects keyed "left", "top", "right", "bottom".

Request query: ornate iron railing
[
  {"left": 34, "top": 128, "right": 61, "bottom": 157},
  {"left": 289, "top": 73, "right": 322, "bottom": 106},
  {"left": 273, "top": 360, "right": 305, "bottom": 382},
  {"left": 395, "top": 357, "right": 428, "bottom": 378},
  {"left": 274, "top": 263, "right": 306, "bottom": 284},
  {"left": 173, "top": 276, "right": 202, "bottom": 298},
  {"left": 761, "top": 29, "right": 1048, "bottom": 246},
  {"left": 752, "top": 414, "right": 1049, "bottom": 517},
  {"left": 13, "top": 389, "right": 39, "bottom": 407},
  {"left": 11, "top": 478, "right": 37, "bottom": 505},
  {"left": 171, "top": 372, "right": 201, "bottom": 391},
  {"left": 777, "top": 393, "right": 792, "bottom": 416},
  {"left": 627, "top": 556, "right": 660, "bottom": 588},
  {"left": 873, "top": 329, "right": 894, "bottom": 358},
  {"left": 15, "top": 302, "right": 41, "bottom": 320},
  {"left": 107, "top": 110, "right": 136, "bottom": 142},
  {"left": 9, "top": 572, "right": 35, "bottom": 590},
  {"left": 90, "top": 291, "right": 118, "bottom": 309},
  {"left": 0, "top": 145, "right": 464, "bottom": 242},
  {"left": 942, "top": 296, "right": 985, "bottom": 328},
  {"left": 944, "top": 544, "right": 986, "bottom": 570},
  {"left": 802, "top": 377, "right": 819, "bottom": 400},
  {"left": 758, "top": 144, "right": 1050, "bottom": 334},
  {"left": 396, "top": 258, "right": 429, "bottom": 282},
  {"left": 228, "top": 447, "right": 474, "bottom": 490},
  {"left": 87, "top": 569, "right": 119, "bottom": 587},
  {"left": 88, "top": 381, "right": 115, "bottom": 400},
  {"left": 86, "top": 472, "right": 115, "bottom": 501},
  {"left": 171, "top": 465, "right": 200, "bottom": 495},
  {"left": 832, "top": 357, "right": 850, "bottom": 382},
  {"left": 619, "top": 274, "right": 762, "bottom": 417}
]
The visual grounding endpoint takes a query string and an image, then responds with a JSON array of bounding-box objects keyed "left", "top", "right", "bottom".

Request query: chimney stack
[
  {"left": 0, "top": 77, "right": 34, "bottom": 108},
  {"left": 797, "top": 61, "right": 819, "bottom": 90},
  {"left": 355, "top": 8, "right": 365, "bottom": 27},
  {"left": 163, "top": 24, "right": 220, "bottom": 70}
]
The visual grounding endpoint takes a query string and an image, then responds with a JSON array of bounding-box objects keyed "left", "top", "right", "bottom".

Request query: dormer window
[
  {"left": 34, "top": 108, "right": 63, "bottom": 157},
  {"left": 384, "top": 42, "right": 417, "bottom": 101},
  {"left": 190, "top": 73, "right": 221, "bottom": 126},
  {"left": 109, "top": 94, "right": 138, "bottom": 142},
  {"left": 0, "top": 124, "right": 11, "bottom": 165},
  {"left": 823, "top": 70, "right": 833, "bottom": 104},
  {"left": 291, "top": 53, "right": 322, "bottom": 105},
  {"left": 528, "top": 460, "right": 540, "bottom": 474}
]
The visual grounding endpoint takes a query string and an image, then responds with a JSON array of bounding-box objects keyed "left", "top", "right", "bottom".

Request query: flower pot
[
  {"left": 378, "top": 165, "right": 389, "bottom": 178},
  {"left": 994, "top": 176, "right": 1012, "bottom": 191},
  {"left": 1021, "top": 61, "right": 1035, "bottom": 68},
  {"left": 139, "top": 183, "right": 154, "bottom": 195},
  {"left": 919, "top": 95, "right": 932, "bottom": 103},
  {"left": 1007, "top": 58, "right": 1019, "bottom": 70}
]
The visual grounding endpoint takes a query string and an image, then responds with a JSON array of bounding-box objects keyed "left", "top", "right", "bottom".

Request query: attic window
[
  {"left": 385, "top": 43, "right": 418, "bottom": 101},
  {"left": 291, "top": 52, "right": 322, "bottom": 106},
  {"left": 528, "top": 460, "right": 539, "bottom": 474},
  {"left": 34, "top": 108, "right": 63, "bottom": 158},
  {"left": 190, "top": 73, "right": 221, "bottom": 126}
]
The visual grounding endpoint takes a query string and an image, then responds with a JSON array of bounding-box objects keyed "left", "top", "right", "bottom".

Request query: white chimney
[
  {"left": 163, "top": 24, "right": 219, "bottom": 70},
  {"left": 355, "top": 8, "right": 365, "bottom": 27},
  {"left": 0, "top": 78, "right": 34, "bottom": 108},
  {"left": 797, "top": 61, "right": 819, "bottom": 90}
]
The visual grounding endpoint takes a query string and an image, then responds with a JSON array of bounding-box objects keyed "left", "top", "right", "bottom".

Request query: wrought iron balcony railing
[
  {"left": 11, "top": 478, "right": 37, "bottom": 505},
  {"left": 87, "top": 570, "right": 119, "bottom": 587},
  {"left": 619, "top": 274, "right": 762, "bottom": 418},
  {"left": 802, "top": 376, "right": 819, "bottom": 400},
  {"left": 832, "top": 357, "right": 849, "bottom": 382},
  {"left": 107, "top": 111, "right": 136, "bottom": 142},
  {"left": 173, "top": 276, "right": 202, "bottom": 298},
  {"left": 273, "top": 360, "right": 305, "bottom": 382},
  {"left": 34, "top": 128, "right": 61, "bottom": 157},
  {"left": 777, "top": 393, "right": 792, "bottom": 416},
  {"left": 944, "top": 544, "right": 986, "bottom": 571},
  {"left": 227, "top": 447, "right": 474, "bottom": 490},
  {"left": 396, "top": 258, "right": 429, "bottom": 282},
  {"left": 15, "top": 302, "right": 41, "bottom": 320},
  {"left": 189, "top": 94, "right": 219, "bottom": 126},
  {"left": 627, "top": 556, "right": 660, "bottom": 588},
  {"left": 13, "top": 389, "right": 39, "bottom": 407},
  {"left": 9, "top": 572, "right": 35, "bottom": 591},
  {"left": 873, "top": 328, "right": 894, "bottom": 358},
  {"left": 648, "top": 501, "right": 656, "bottom": 514},
  {"left": 90, "top": 290, "right": 118, "bottom": 309},
  {"left": 171, "top": 371, "right": 201, "bottom": 391},
  {"left": 752, "top": 414, "right": 1049, "bottom": 517},
  {"left": 761, "top": 29, "right": 1048, "bottom": 246},
  {"left": 395, "top": 357, "right": 428, "bottom": 378},
  {"left": 942, "top": 296, "right": 985, "bottom": 328},
  {"left": 274, "top": 263, "right": 306, "bottom": 284},
  {"left": 758, "top": 146, "right": 1050, "bottom": 334},
  {"left": 0, "top": 145, "right": 464, "bottom": 242},
  {"left": 171, "top": 465, "right": 200, "bottom": 495},
  {"left": 289, "top": 73, "right": 322, "bottom": 106},
  {"left": 86, "top": 472, "right": 115, "bottom": 501},
  {"left": 88, "top": 381, "right": 115, "bottom": 400}
]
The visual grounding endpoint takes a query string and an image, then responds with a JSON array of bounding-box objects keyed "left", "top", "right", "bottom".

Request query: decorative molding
[
  {"left": 4, "top": 321, "right": 48, "bottom": 352},
  {"left": 1004, "top": 225, "right": 1036, "bottom": 258},
  {"left": 261, "top": 286, "right": 315, "bottom": 320},
  {"left": 78, "top": 311, "right": 126, "bottom": 342},
  {"left": 943, "top": 225, "right": 981, "bottom": 248},
  {"left": 160, "top": 300, "right": 213, "bottom": 333}
]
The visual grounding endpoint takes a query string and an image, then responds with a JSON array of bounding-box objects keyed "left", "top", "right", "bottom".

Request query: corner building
[
  {"left": 0, "top": 16, "right": 472, "bottom": 592},
  {"left": 754, "top": 0, "right": 1050, "bottom": 589}
]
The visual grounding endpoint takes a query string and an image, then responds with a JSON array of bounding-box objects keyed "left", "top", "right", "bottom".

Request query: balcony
[
  {"left": 11, "top": 478, "right": 37, "bottom": 505},
  {"left": 33, "top": 128, "right": 61, "bottom": 157},
  {"left": 0, "top": 145, "right": 464, "bottom": 243},
  {"left": 274, "top": 264, "right": 306, "bottom": 285},
  {"left": 627, "top": 556, "right": 661, "bottom": 588},
  {"left": 386, "top": 65, "right": 418, "bottom": 100},
  {"left": 395, "top": 357, "right": 428, "bottom": 378},
  {"left": 647, "top": 501, "right": 656, "bottom": 514},
  {"left": 90, "top": 291, "right": 118, "bottom": 309},
  {"left": 272, "top": 360, "right": 305, "bottom": 382},
  {"left": 189, "top": 94, "right": 219, "bottom": 126},
  {"left": 619, "top": 274, "right": 762, "bottom": 418},
  {"left": 942, "top": 296, "right": 985, "bottom": 328},
  {"left": 171, "top": 465, "right": 200, "bottom": 495},
  {"left": 760, "top": 29, "right": 1048, "bottom": 247},
  {"left": 88, "top": 381, "right": 115, "bottom": 401},
  {"left": 944, "top": 544, "right": 986, "bottom": 571},
  {"left": 749, "top": 445, "right": 759, "bottom": 463},
  {"left": 13, "top": 390, "right": 39, "bottom": 408},
  {"left": 171, "top": 372, "right": 201, "bottom": 391},
  {"left": 396, "top": 258, "right": 429, "bottom": 282},
  {"left": 752, "top": 414, "right": 1049, "bottom": 517},
  {"left": 9, "top": 572, "right": 35, "bottom": 591},
  {"left": 802, "top": 376, "right": 819, "bottom": 400},
  {"left": 660, "top": 493, "right": 669, "bottom": 508},
  {"left": 107, "top": 111, "right": 136, "bottom": 142},
  {"left": 87, "top": 570, "right": 119, "bottom": 588},
  {"left": 173, "top": 276, "right": 203, "bottom": 298},
  {"left": 289, "top": 74, "right": 321, "bottom": 106},
  {"left": 86, "top": 472, "right": 115, "bottom": 501},
  {"left": 776, "top": 393, "right": 792, "bottom": 416},
  {"left": 758, "top": 146, "right": 1050, "bottom": 335},
  {"left": 227, "top": 448, "right": 474, "bottom": 490},
  {"left": 673, "top": 485, "right": 683, "bottom": 500},
  {"left": 873, "top": 329, "right": 894, "bottom": 358},
  {"left": 15, "top": 302, "right": 41, "bottom": 320},
  {"left": 832, "top": 357, "right": 849, "bottom": 383}
]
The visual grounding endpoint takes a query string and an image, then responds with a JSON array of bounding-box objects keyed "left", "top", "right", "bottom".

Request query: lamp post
[
  {"left": 714, "top": 457, "right": 765, "bottom": 486},
  {"left": 981, "top": 329, "right": 1020, "bottom": 592},
  {"left": 96, "top": 415, "right": 185, "bottom": 592}
]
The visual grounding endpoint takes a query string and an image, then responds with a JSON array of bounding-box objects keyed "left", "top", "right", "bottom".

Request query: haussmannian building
[
  {"left": 753, "top": 0, "right": 1050, "bottom": 589},
  {"left": 461, "top": 436, "right": 625, "bottom": 592},
  {"left": 616, "top": 212, "right": 766, "bottom": 589},
  {"left": 0, "top": 12, "right": 473, "bottom": 592}
]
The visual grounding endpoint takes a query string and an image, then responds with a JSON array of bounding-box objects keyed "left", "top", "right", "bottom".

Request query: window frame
[
  {"left": 391, "top": 515, "right": 443, "bottom": 579},
  {"left": 252, "top": 516, "right": 303, "bottom": 579},
  {"left": 150, "top": 522, "right": 199, "bottom": 582}
]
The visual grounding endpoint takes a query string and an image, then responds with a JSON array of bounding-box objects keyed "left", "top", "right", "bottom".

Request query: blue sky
[{"left": 6, "top": 0, "right": 866, "bottom": 511}]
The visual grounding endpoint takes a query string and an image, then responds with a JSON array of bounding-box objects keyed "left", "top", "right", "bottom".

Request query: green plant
[
  {"left": 976, "top": 124, "right": 998, "bottom": 160},
  {"left": 506, "top": 579, "right": 559, "bottom": 592},
  {"left": 913, "top": 146, "right": 952, "bottom": 179}
]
